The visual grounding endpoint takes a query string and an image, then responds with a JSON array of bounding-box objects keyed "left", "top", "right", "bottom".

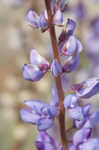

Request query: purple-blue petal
[
  {"left": 37, "top": 118, "right": 54, "bottom": 131},
  {"left": 41, "top": 105, "right": 58, "bottom": 118},
  {"left": 22, "top": 64, "right": 45, "bottom": 82},
  {"left": 20, "top": 109, "right": 40, "bottom": 124},
  {"left": 36, "top": 141, "right": 56, "bottom": 150},
  {"left": 53, "top": 9, "right": 64, "bottom": 26},
  {"left": 39, "top": 12, "right": 49, "bottom": 32},
  {"left": 25, "top": 10, "right": 39, "bottom": 28},
  {"left": 30, "top": 49, "right": 43, "bottom": 65},
  {"left": 74, "top": 77, "right": 99, "bottom": 98},
  {"left": 24, "top": 100, "right": 46, "bottom": 115},
  {"left": 66, "top": 18, "right": 76, "bottom": 37},
  {"left": 68, "top": 144, "right": 77, "bottom": 150},
  {"left": 79, "top": 138, "right": 99, "bottom": 150},
  {"left": 64, "top": 94, "right": 80, "bottom": 108},
  {"left": 68, "top": 106, "right": 84, "bottom": 120},
  {"left": 73, "top": 128, "right": 91, "bottom": 146},
  {"left": 63, "top": 54, "right": 80, "bottom": 73},
  {"left": 51, "top": 59, "right": 62, "bottom": 77}
]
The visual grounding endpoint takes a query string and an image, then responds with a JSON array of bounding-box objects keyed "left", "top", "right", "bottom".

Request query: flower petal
[
  {"left": 64, "top": 94, "right": 80, "bottom": 108},
  {"left": 73, "top": 128, "right": 91, "bottom": 146},
  {"left": 30, "top": 49, "right": 43, "bottom": 65},
  {"left": 72, "top": 77, "right": 99, "bottom": 98},
  {"left": 25, "top": 10, "right": 39, "bottom": 28},
  {"left": 20, "top": 109, "right": 40, "bottom": 124},
  {"left": 24, "top": 100, "right": 46, "bottom": 115},
  {"left": 79, "top": 138, "right": 99, "bottom": 150},
  {"left": 53, "top": 9, "right": 64, "bottom": 26},
  {"left": 68, "top": 106, "right": 84, "bottom": 120},
  {"left": 22, "top": 64, "right": 45, "bottom": 82},
  {"left": 37, "top": 118, "right": 54, "bottom": 131},
  {"left": 51, "top": 59, "right": 62, "bottom": 77}
]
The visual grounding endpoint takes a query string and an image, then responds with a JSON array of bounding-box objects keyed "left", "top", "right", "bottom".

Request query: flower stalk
[{"left": 45, "top": 0, "right": 68, "bottom": 149}]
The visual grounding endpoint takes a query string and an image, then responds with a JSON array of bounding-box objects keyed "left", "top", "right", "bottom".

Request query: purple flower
[
  {"left": 79, "top": 138, "right": 99, "bottom": 150},
  {"left": 59, "top": 0, "right": 68, "bottom": 12},
  {"left": 72, "top": 77, "right": 99, "bottom": 98},
  {"left": 74, "top": 119, "right": 86, "bottom": 129},
  {"left": 59, "top": 35, "right": 82, "bottom": 56},
  {"left": 66, "top": 19, "right": 76, "bottom": 37},
  {"left": 84, "top": 111, "right": 99, "bottom": 128},
  {"left": 20, "top": 100, "right": 58, "bottom": 131},
  {"left": 51, "top": 59, "right": 62, "bottom": 77},
  {"left": 83, "top": 104, "right": 91, "bottom": 116},
  {"left": 25, "top": 10, "right": 39, "bottom": 28},
  {"left": 53, "top": 9, "right": 64, "bottom": 26},
  {"left": 30, "top": 49, "right": 50, "bottom": 69},
  {"left": 68, "top": 144, "right": 77, "bottom": 150},
  {"left": 22, "top": 64, "right": 45, "bottom": 82},
  {"left": 25, "top": 9, "right": 48, "bottom": 32},
  {"left": 64, "top": 94, "right": 80, "bottom": 108},
  {"left": 63, "top": 54, "right": 80, "bottom": 73},
  {"left": 74, "top": 104, "right": 91, "bottom": 128},
  {"left": 68, "top": 106, "right": 84, "bottom": 121},
  {"left": 73, "top": 128, "right": 91, "bottom": 146},
  {"left": 22, "top": 49, "right": 50, "bottom": 82},
  {"left": 37, "top": 118, "right": 54, "bottom": 131},
  {"left": 39, "top": 12, "right": 49, "bottom": 32},
  {"left": 36, "top": 132, "right": 63, "bottom": 150}
]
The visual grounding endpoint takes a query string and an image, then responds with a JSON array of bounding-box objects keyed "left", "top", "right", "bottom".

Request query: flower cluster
[
  {"left": 20, "top": 0, "right": 99, "bottom": 150},
  {"left": 64, "top": 77, "right": 99, "bottom": 150}
]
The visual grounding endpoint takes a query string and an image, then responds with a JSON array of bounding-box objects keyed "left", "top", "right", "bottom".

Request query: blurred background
[{"left": 0, "top": 0, "right": 99, "bottom": 150}]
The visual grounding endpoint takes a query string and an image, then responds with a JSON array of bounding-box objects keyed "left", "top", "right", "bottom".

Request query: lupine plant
[{"left": 20, "top": 0, "right": 99, "bottom": 150}]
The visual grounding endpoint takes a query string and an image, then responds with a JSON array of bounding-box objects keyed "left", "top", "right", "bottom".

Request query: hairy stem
[{"left": 45, "top": 0, "right": 68, "bottom": 149}]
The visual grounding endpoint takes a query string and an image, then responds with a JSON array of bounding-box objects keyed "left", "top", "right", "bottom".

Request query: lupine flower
[
  {"left": 25, "top": 10, "right": 39, "bottom": 28},
  {"left": 68, "top": 106, "right": 84, "bottom": 121},
  {"left": 20, "top": 0, "right": 99, "bottom": 150},
  {"left": 73, "top": 128, "right": 91, "bottom": 146},
  {"left": 51, "top": 59, "right": 62, "bottom": 77},
  {"left": 64, "top": 94, "right": 80, "bottom": 108},
  {"left": 39, "top": 12, "right": 49, "bottom": 32},
  {"left": 84, "top": 111, "right": 99, "bottom": 128},
  {"left": 22, "top": 49, "right": 50, "bottom": 82},
  {"left": 58, "top": 18, "right": 76, "bottom": 44},
  {"left": 83, "top": 104, "right": 91, "bottom": 116},
  {"left": 22, "top": 64, "right": 46, "bottom": 82},
  {"left": 68, "top": 144, "right": 77, "bottom": 150},
  {"left": 36, "top": 131, "right": 63, "bottom": 150},
  {"left": 79, "top": 138, "right": 99, "bottom": 150},
  {"left": 59, "top": 0, "right": 68, "bottom": 11},
  {"left": 74, "top": 104, "right": 91, "bottom": 128},
  {"left": 53, "top": 9, "right": 64, "bottom": 26},
  {"left": 72, "top": 77, "right": 99, "bottom": 98},
  {"left": 26, "top": 1, "right": 65, "bottom": 33},
  {"left": 20, "top": 100, "right": 58, "bottom": 131},
  {"left": 59, "top": 36, "right": 82, "bottom": 56},
  {"left": 26, "top": 9, "right": 48, "bottom": 32},
  {"left": 66, "top": 19, "right": 76, "bottom": 37},
  {"left": 63, "top": 54, "right": 80, "bottom": 73}
]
